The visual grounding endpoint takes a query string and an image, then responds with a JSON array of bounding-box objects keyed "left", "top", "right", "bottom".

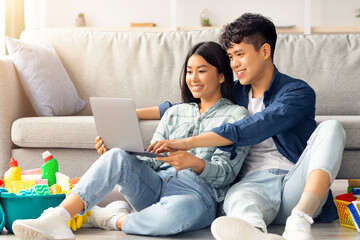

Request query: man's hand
[
  {"left": 148, "top": 132, "right": 233, "bottom": 154},
  {"left": 95, "top": 136, "right": 107, "bottom": 155},
  {"left": 148, "top": 138, "right": 191, "bottom": 154},
  {"left": 156, "top": 151, "right": 205, "bottom": 174}
]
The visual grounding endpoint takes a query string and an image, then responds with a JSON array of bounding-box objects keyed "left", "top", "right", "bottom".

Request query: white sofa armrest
[{"left": 0, "top": 56, "right": 35, "bottom": 176}]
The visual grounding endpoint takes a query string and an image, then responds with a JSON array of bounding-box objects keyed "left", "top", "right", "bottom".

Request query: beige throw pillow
[{"left": 6, "top": 37, "right": 86, "bottom": 116}]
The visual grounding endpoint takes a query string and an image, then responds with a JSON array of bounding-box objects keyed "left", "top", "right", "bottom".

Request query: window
[{"left": 0, "top": 0, "right": 6, "bottom": 55}]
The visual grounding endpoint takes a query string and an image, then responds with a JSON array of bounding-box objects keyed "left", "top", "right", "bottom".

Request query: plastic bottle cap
[
  {"left": 9, "top": 158, "right": 18, "bottom": 167},
  {"left": 42, "top": 151, "right": 53, "bottom": 162},
  {"left": 0, "top": 179, "right": 4, "bottom": 186}
]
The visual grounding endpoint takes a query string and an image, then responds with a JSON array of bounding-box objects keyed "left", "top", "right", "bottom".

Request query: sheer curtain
[
  {"left": 0, "top": 0, "right": 6, "bottom": 55},
  {"left": 1, "top": 0, "right": 24, "bottom": 55}
]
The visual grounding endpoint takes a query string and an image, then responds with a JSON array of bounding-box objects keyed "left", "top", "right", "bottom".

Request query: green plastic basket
[
  {"left": 0, "top": 189, "right": 65, "bottom": 233},
  {"left": 0, "top": 188, "right": 8, "bottom": 233},
  {"left": 0, "top": 201, "right": 4, "bottom": 233}
]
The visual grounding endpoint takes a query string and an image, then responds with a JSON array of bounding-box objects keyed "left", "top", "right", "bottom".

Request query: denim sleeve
[
  {"left": 212, "top": 84, "right": 316, "bottom": 150},
  {"left": 158, "top": 101, "right": 173, "bottom": 118},
  {"left": 158, "top": 101, "right": 182, "bottom": 118}
]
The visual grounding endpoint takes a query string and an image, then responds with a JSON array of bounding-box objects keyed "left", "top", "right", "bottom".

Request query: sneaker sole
[
  {"left": 13, "top": 223, "right": 48, "bottom": 240},
  {"left": 211, "top": 216, "right": 284, "bottom": 240},
  {"left": 12, "top": 222, "right": 75, "bottom": 240},
  {"left": 211, "top": 216, "right": 264, "bottom": 240}
]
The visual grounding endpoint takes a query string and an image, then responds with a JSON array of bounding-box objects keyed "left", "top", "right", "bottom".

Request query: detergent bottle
[
  {"left": 4, "top": 158, "right": 21, "bottom": 193},
  {"left": 41, "top": 151, "right": 59, "bottom": 187}
]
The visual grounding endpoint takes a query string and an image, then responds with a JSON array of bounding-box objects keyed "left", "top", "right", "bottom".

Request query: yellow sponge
[
  {"left": 49, "top": 184, "right": 62, "bottom": 194},
  {"left": 56, "top": 172, "right": 71, "bottom": 192},
  {"left": 12, "top": 180, "right": 36, "bottom": 194}
]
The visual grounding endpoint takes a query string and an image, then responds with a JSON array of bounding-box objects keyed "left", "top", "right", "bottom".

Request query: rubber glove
[{"left": 68, "top": 210, "right": 91, "bottom": 231}]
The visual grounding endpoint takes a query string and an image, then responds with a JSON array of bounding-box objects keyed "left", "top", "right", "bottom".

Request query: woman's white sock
[{"left": 56, "top": 206, "right": 72, "bottom": 220}]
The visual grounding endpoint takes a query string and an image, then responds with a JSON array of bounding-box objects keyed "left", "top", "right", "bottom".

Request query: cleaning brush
[{"left": 347, "top": 200, "right": 360, "bottom": 233}]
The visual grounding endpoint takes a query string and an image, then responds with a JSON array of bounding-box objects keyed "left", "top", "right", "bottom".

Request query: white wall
[{"left": 24, "top": 0, "right": 360, "bottom": 29}]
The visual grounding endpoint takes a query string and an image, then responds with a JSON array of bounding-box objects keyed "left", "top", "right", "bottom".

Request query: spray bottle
[
  {"left": 4, "top": 158, "right": 21, "bottom": 193},
  {"left": 41, "top": 151, "right": 59, "bottom": 187}
]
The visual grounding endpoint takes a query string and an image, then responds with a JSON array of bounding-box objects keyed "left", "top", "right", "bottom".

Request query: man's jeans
[
  {"left": 223, "top": 120, "right": 346, "bottom": 232},
  {"left": 70, "top": 149, "right": 217, "bottom": 236}
]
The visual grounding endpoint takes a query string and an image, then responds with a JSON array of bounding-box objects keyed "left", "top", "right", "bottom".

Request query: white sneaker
[
  {"left": 86, "top": 200, "right": 130, "bottom": 230},
  {"left": 12, "top": 207, "right": 74, "bottom": 240},
  {"left": 211, "top": 216, "right": 284, "bottom": 240},
  {"left": 283, "top": 210, "right": 315, "bottom": 240}
]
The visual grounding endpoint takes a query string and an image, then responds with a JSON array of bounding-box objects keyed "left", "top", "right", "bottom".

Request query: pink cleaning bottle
[{"left": 4, "top": 158, "right": 21, "bottom": 193}]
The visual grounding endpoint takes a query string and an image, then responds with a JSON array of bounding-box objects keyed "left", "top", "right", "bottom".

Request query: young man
[{"left": 148, "top": 13, "right": 346, "bottom": 240}]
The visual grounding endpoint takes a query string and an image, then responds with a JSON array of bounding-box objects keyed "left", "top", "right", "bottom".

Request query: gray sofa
[{"left": 0, "top": 28, "right": 359, "bottom": 180}]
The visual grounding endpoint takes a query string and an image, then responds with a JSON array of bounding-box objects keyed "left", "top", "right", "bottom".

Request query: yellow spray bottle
[{"left": 4, "top": 158, "right": 21, "bottom": 193}]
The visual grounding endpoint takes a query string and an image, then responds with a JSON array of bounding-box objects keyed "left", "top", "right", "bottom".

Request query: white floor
[{"left": 1, "top": 221, "right": 359, "bottom": 240}]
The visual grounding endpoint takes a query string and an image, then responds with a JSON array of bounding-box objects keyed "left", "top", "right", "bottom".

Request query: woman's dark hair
[
  {"left": 180, "top": 41, "right": 234, "bottom": 103},
  {"left": 220, "top": 13, "right": 277, "bottom": 60}
]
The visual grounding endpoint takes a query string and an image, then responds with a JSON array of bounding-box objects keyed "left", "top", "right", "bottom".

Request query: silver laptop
[{"left": 90, "top": 97, "right": 166, "bottom": 158}]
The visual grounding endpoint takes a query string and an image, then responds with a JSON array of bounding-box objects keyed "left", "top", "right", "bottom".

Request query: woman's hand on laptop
[
  {"left": 156, "top": 151, "right": 205, "bottom": 174},
  {"left": 95, "top": 136, "right": 108, "bottom": 155}
]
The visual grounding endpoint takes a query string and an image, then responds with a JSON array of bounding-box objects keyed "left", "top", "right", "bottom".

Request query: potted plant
[
  {"left": 356, "top": 9, "right": 360, "bottom": 18},
  {"left": 75, "top": 13, "right": 86, "bottom": 27},
  {"left": 200, "top": 9, "right": 211, "bottom": 27}
]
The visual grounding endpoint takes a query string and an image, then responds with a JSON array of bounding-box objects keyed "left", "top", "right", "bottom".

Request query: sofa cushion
[
  {"left": 12, "top": 117, "right": 96, "bottom": 148},
  {"left": 275, "top": 34, "right": 360, "bottom": 116},
  {"left": 11, "top": 117, "right": 159, "bottom": 149},
  {"left": 6, "top": 37, "right": 86, "bottom": 116},
  {"left": 12, "top": 115, "right": 358, "bottom": 150},
  {"left": 315, "top": 116, "right": 360, "bottom": 149}
]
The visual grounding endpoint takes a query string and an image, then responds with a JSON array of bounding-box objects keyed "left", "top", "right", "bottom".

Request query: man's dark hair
[
  {"left": 220, "top": 13, "right": 277, "bottom": 60},
  {"left": 180, "top": 41, "right": 234, "bottom": 103}
]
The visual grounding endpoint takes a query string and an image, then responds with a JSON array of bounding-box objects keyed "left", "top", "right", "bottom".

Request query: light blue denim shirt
[{"left": 146, "top": 98, "right": 250, "bottom": 202}]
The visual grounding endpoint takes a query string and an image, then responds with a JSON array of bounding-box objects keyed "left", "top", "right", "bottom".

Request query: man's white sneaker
[
  {"left": 12, "top": 207, "right": 74, "bottom": 240},
  {"left": 86, "top": 200, "right": 130, "bottom": 230},
  {"left": 211, "top": 216, "right": 284, "bottom": 240},
  {"left": 283, "top": 210, "right": 315, "bottom": 240}
]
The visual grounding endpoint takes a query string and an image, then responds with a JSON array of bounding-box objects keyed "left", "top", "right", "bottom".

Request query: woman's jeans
[
  {"left": 223, "top": 120, "right": 346, "bottom": 232},
  {"left": 70, "top": 149, "right": 217, "bottom": 236}
]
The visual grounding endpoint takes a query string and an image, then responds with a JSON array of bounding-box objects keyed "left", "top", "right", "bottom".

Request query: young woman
[{"left": 12, "top": 41, "right": 250, "bottom": 239}]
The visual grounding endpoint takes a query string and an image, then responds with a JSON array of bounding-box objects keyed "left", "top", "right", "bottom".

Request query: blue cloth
[{"left": 158, "top": 66, "right": 339, "bottom": 223}]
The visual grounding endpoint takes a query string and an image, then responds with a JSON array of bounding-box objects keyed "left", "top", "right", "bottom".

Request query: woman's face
[{"left": 186, "top": 54, "right": 224, "bottom": 103}]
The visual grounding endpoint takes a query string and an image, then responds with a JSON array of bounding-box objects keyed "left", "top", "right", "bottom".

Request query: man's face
[{"left": 226, "top": 41, "right": 267, "bottom": 86}]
